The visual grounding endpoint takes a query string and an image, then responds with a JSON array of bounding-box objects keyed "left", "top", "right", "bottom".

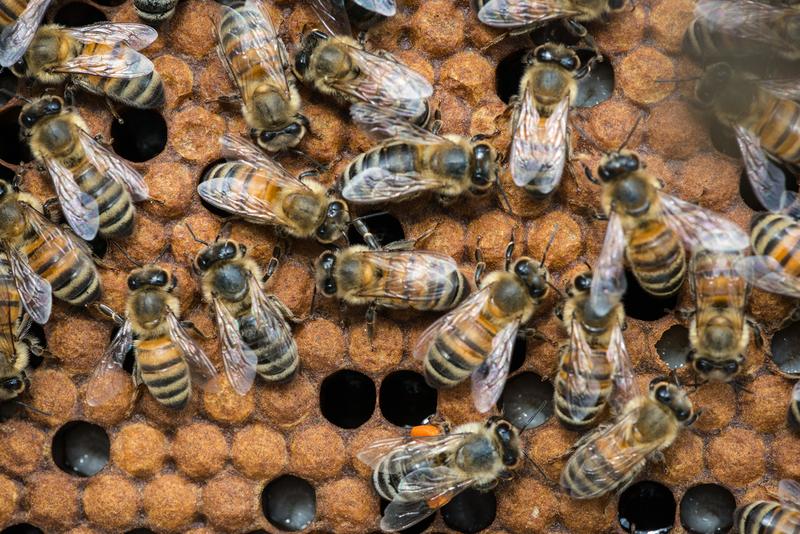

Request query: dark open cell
[
  {"left": 771, "top": 321, "right": 800, "bottom": 376},
  {"left": 499, "top": 371, "right": 553, "bottom": 430},
  {"left": 379, "top": 370, "right": 437, "bottom": 427},
  {"left": 574, "top": 48, "right": 614, "bottom": 108},
  {"left": 198, "top": 158, "right": 232, "bottom": 217},
  {"left": 739, "top": 163, "right": 798, "bottom": 212},
  {"left": 320, "top": 369, "right": 376, "bottom": 428},
  {"left": 379, "top": 498, "right": 437, "bottom": 534},
  {"left": 0, "top": 106, "right": 33, "bottom": 164},
  {"left": 495, "top": 48, "right": 528, "bottom": 104},
  {"left": 87, "top": 235, "right": 109, "bottom": 259},
  {"left": 621, "top": 269, "right": 679, "bottom": 322},
  {"left": 656, "top": 324, "right": 692, "bottom": 370},
  {"left": 93, "top": 0, "right": 127, "bottom": 7},
  {"left": 262, "top": 475, "right": 317, "bottom": 531},
  {"left": 24, "top": 322, "right": 47, "bottom": 369},
  {"left": 0, "top": 525, "right": 43, "bottom": 534},
  {"left": 0, "top": 70, "right": 18, "bottom": 107},
  {"left": 347, "top": 211, "right": 405, "bottom": 248},
  {"left": 124, "top": 530, "right": 157, "bottom": 534},
  {"left": 52, "top": 420, "right": 110, "bottom": 477},
  {"left": 679, "top": 483, "right": 736, "bottom": 534},
  {"left": 52, "top": 2, "right": 108, "bottom": 26},
  {"left": 441, "top": 488, "right": 497, "bottom": 533},
  {"left": 618, "top": 480, "right": 676, "bottom": 533},
  {"left": 0, "top": 164, "right": 15, "bottom": 183},
  {"left": 509, "top": 336, "right": 526, "bottom": 373},
  {"left": 111, "top": 108, "right": 168, "bottom": 162},
  {"left": 346, "top": 0, "right": 386, "bottom": 30}
]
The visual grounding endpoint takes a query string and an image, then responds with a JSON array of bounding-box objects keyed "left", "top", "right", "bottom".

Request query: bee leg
[
  {"left": 365, "top": 303, "right": 377, "bottom": 348},
  {"left": 389, "top": 223, "right": 439, "bottom": 251},
  {"left": 261, "top": 241, "right": 287, "bottom": 284},
  {"left": 504, "top": 233, "right": 516, "bottom": 272},
  {"left": 352, "top": 217, "right": 381, "bottom": 250},
  {"left": 429, "top": 108, "right": 443, "bottom": 135},
  {"left": 674, "top": 307, "right": 695, "bottom": 322},
  {"left": 269, "top": 295, "right": 303, "bottom": 324},
  {"left": 41, "top": 198, "right": 65, "bottom": 226},
  {"left": 105, "top": 98, "right": 123, "bottom": 124},
  {"left": 521, "top": 327, "right": 556, "bottom": 346},
  {"left": 746, "top": 316, "right": 764, "bottom": 349},
  {"left": 93, "top": 303, "right": 126, "bottom": 326},
  {"left": 480, "top": 31, "right": 509, "bottom": 52},
  {"left": 180, "top": 320, "right": 214, "bottom": 340},
  {"left": 475, "top": 236, "right": 485, "bottom": 286}
]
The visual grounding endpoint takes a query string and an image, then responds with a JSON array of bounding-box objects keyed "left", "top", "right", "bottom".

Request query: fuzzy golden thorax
[
  {"left": 12, "top": 25, "right": 81, "bottom": 85},
  {"left": 125, "top": 266, "right": 179, "bottom": 337}
]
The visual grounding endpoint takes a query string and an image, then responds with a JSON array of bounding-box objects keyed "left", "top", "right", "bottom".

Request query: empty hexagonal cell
[
  {"left": 618, "top": 480, "right": 676, "bottom": 533},
  {"left": 51, "top": 421, "right": 110, "bottom": 477},
  {"left": 621, "top": 269, "right": 679, "bottom": 322},
  {"left": 379, "top": 370, "right": 437, "bottom": 427},
  {"left": 347, "top": 211, "right": 405, "bottom": 248},
  {"left": 52, "top": 2, "right": 107, "bottom": 26},
  {"left": 111, "top": 108, "right": 168, "bottom": 162},
  {"left": 656, "top": 324, "right": 692, "bottom": 370},
  {"left": 0, "top": 525, "right": 43, "bottom": 534},
  {"left": 499, "top": 372, "right": 553, "bottom": 430},
  {"left": 679, "top": 483, "right": 736, "bottom": 534},
  {"left": 441, "top": 488, "right": 496, "bottom": 533},
  {"left": 0, "top": 106, "right": 32, "bottom": 165},
  {"left": 261, "top": 475, "right": 316, "bottom": 531},
  {"left": 509, "top": 337, "right": 526, "bottom": 373},
  {"left": 320, "top": 370, "right": 376, "bottom": 429},
  {"left": 771, "top": 321, "right": 800, "bottom": 376}
]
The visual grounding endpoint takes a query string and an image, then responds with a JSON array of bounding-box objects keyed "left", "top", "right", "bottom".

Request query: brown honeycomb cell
[
  {"left": 296, "top": 318, "right": 346, "bottom": 373},
  {"left": 349, "top": 319, "right": 403, "bottom": 374},
  {"left": 659, "top": 430, "right": 704, "bottom": 486},
  {"left": 707, "top": 427, "right": 767, "bottom": 487},
  {"left": 496, "top": 477, "right": 559, "bottom": 532},
  {"left": 440, "top": 52, "right": 497, "bottom": 107},
  {"left": 318, "top": 476, "right": 380, "bottom": 533},
  {"left": 527, "top": 424, "right": 576, "bottom": 483},
  {"left": 82, "top": 473, "right": 141, "bottom": 531},
  {"left": 173, "top": 422, "right": 229, "bottom": 479},
  {"left": 679, "top": 153, "right": 741, "bottom": 210},
  {"left": 646, "top": 100, "right": 710, "bottom": 160},
  {"left": 142, "top": 162, "right": 196, "bottom": 218},
  {"left": 256, "top": 372, "right": 317, "bottom": 428},
  {"left": 154, "top": 55, "right": 194, "bottom": 110},
  {"left": 143, "top": 473, "right": 200, "bottom": 532},
  {"left": 27, "top": 470, "right": 80, "bottom": 530},
  {"left": 740, "top": 374, "right": 792, "bottom": 433},
  {"left": 0, "top": 476, "right": 18, "bottom": 525},
  {"left": 559, "top": 495, "right": 616, "bottom": 534},
  {"left": 617, "top": 47, "right": 676, "bottom": 105},
  {"left": 202, "top": 473, "right": 258, "bottom": 532},
  {"left": 111, "top": 422, "right": 168, "bottom": 478},
  {"left": 0, "top": 421, "right": 45, "bottom": 476},
  {"left": 27, "top": 368, "right": 77, "bottom": 426},
  {"left": 289, "top": 424, "right": 347, "bottom": 480},
  {"left": 689, "top": 382, "right": 736, "bottom": 433},
  {"left": 410, "top": 0, "right": 465, "bottom": 58},
  {"left": 231, "top": 423, "right": 288, "bottom": 479},
  {"left": 45, "top": 315, "right": 112, "bottom": 374},
  {"left": 771, "top": 431, "right": 800, "bottom": 482},
  {"left": 202, "top": 377, "right": 256, "bottom": 424}
]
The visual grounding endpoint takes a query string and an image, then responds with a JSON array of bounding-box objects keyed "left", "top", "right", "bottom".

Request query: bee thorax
[{"left": 211, "top": 263, "right": 249, "bottom": 301}]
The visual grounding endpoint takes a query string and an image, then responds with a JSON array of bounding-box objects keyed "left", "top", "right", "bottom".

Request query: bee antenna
[
  {"left": 495, "top": 178, "right": 512, "bottom": 213},
  {"left": 184, "top": 224, "right": 209, "bottom": 246},
  {"left": 110, "top": 241, "right": 143, "bottom": 268},
  {"left": 14, "top": 400, "right": 52, "bottom": 417},
  {"left": 152, "top": 243, "right": 171, "bottom": 264},
  {"left": 540, "top": 224, "right": 559, "bottom": 265},
  {"left": 671, "top": 368, "right": 681, "bottom": 387},
  {"left": 617, "top": 115, "right": 643, "bottom": 152},
  {"left": 0, "top": 89, "right": 28, "bottom": 103},
  {"left": 546, "top": 280, "right": 565, "bottom": 299}
]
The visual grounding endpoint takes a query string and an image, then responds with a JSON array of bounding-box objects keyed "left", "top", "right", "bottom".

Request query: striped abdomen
[
  {"left": 373, "top": 448, "right": 437, "bottom": 500},
  {"left": 344, "top": 142, "right": 423, "bottom": 184},
  {"left": 74, "top": 42, "right": 164, "bottom": 109},
  {"left": 237, "top": 312, "right": 298, "bottom": 382},
  {"left": 691, "top": 249, "right": 746, "bottom": 308},
  {"left": 736, "top": 501, "right": 800, "bottom": 534},
  {"left": 203, "top": 162, "right": 289, "bottom": 221},
  {"left": 561, "top": 427, "right": 644, "bottom": 498},
  {"left": 751, "top": 213, "right": 800, "bottom": 277},
  {"left": 135, "top": 335, "right": 190, "bottom": 409},
  {"left": 553, "top": 347, "right": 614, "bottom": 429},
  {"left": 0, "top": 0, "right": 26, "bottom": 26},
  {"left": 626, "top": 217, "right": 686, "bottom": 298},
  {"left": 0, "top": 257, "right": 22, "bottom": 355},
  {"left": 17, "top": 216, "right": 100, "bottom": 306},
  {"left": 370, "top": 254, "right": 467, "bottom": 312},
  {"left": 748, "top": 94, "right": 800, "bottom": 164}
]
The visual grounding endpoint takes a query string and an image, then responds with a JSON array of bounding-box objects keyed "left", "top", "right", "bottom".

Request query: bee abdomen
[
  {"left": 423, "top": 320, "right": 495, "bottom": 388},
  {"left": 100, "top": 69, "right": 165, "bottom": 109},
  {"left": 736, "top": 500, "right": 800, "bottom": 534},
  {"left": 561, "top": 441, "right": 640, "bottom": 498},
  {"left": 239, "top": 315, "right": 299, "bottom": 383},
  {"left": 344, "top": 143, "right": 420, "bottom": 183},
  {"left": 754, "top": 98, "right": 800, "bottom": 164},
  {"left": 137, "top": 338, "right": 191, "bottom": 409},
  {"left": 75, "top": 166, "right": 135, "bottom": 238},
  {"left": 373, "top": 449, "right": 434, "bottom": 501},
  {"left": 554, "top": 349, "right": 613, "bottom": 429},
  {"left": 627, "top": 221, "right": 686, "bottom": 298},
  {"left": 752, "top": 213, "right": 800, "bottom": 276}
]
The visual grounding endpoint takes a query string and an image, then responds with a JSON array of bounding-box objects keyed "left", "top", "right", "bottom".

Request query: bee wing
[
  {"left": 477, "top": 0, "right": 580, "bottom": 27},
  {"left": 510, "top": 87, "right": 568, "bottom": 194},
  {"left": 589, "top": 211, "right": 627, "bottom": 318},
  {"left": 5, "top": 244, "right": 51, "bottom": 325},
  {"left": 562, "top": 318, "right": 604, "bottom": 420},
  {"left": 759, "top": 78, "right": 800, "bottom": 102},
  {"left": 735, "top": 255, "right": 800, "bottom": 298},
  {"left": 350, "top": 103, "right": 445, "bottom": 144},
  {"left": 212, "top": 297, "right": 258, "bottom": 396},
  {"left": 85, "top": 319, "right": 133, "bottom": 407},
  {"left": 197, "top": 174, "right": 297, "bottom": 228},
  {"left": 43, "top": 158, "right": 100, "bottom": 241},
  {"left": 78, "top": 129, "right": 149, "bottom": 201},
  {"left": 357, "top": 432, "right": 471, "bottom": 469},
  {"left": 413, "top": 286, "right": 492, "bottom": 361},
  {"left": 695, "top": 0, "right": 791, "bottom": 49},
  {"left": 659, "top": 193, "right": 749, "bottom": 253},
  {"left": 0, "top": 0, "right": 52, "bottom": 67},
  {"left": 52, "top": 49, "right": 155, "bottom": 79},
  {"left": 694, "top": 249, "right": 748, "bottom": 317},
  {"left": 219, "top": 134, "right": 307, "bottom": 188},
  {"left": 471, "top": 318, "right": 519, "bottom": 413},
  {"left": 381, "top": 499, "right": 439, "bottom": 533},
  {"left": 734, "top": 125, "right": 786, "bottom": 213},
  {"left": 354, "top": 0, "right": 396, "bottom": 16},
  {"left": 607, "top": 321, "right": 638, "bottom": 415},
  {"left": 166, "top": 310, "right": 220, "bottom": 392},
  {"left": 779, "top": 478, "right": 800, "bottom": 511},
  {"left": 64, "top": 22, "right": 158, "bottom": 49},
  {"left": 311, "top": 0, "right": 353, "bottom": 36},
  {"left": 343, "top": 168, "right": 446, "bottom": 203}
]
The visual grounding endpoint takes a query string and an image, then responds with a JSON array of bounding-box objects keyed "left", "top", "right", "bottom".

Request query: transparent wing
[
  {"left": 342, "top": 167, "right": 445, "bottom": 203},
  {"left": 660, "top": 193, "right": 749, "bottom": 253},
  {"left": 381, "top": 499, "right": 439, "bottom": 533},
  {"left": 197, "top": 175, "right": 292, "bottom": 227},
  {"left": 43, "top": 158, "right": 100, "bottom": 241},
  {"left": 693, "top": 249, "right": 748, "bottom": 322},
  {"left": 354, "top": 250, "right": 462, "bottom": 303},
  {"left": 350, "top": 103, "right": 444, "bottom": 144},
  {"left": 311, "top": 0, "right": 352, "bottom": 35},
  {"left": 64, "top": 22, "right": 158, "bottom": 49},
  {"left": 734, "top": 125, "right": 786, "bottom": 213},
  {"left": 471, "top": 318, "right": 519, "bottom": 413},
  {"left": 414, "top": 286, "right": 492, "bottom": 361},
  {"left": 357, "top": 432, "right": 471, "bottom": 470},
  {"left": 735, "top": 255, "right": 800, "bottom": 298},
  {"left": 477, "top": 0, "right": 579, "bottom": 27},
  {"left": 779, "top": 479, "right": 800, "bottom": 511},
  {"left": 52, "top": 49, "right": 155, "bottom": 78},
  {"left": 219, "top": 134, "right": 307, "bottom": 189},
  {"left": 590, "top": 211, "right": 627, "bottom": 318},
  {"left": 213, "top": 297, "right": 258, "bottom": 396},
  {"left": 510, "top": 88, "right": 568, "bottom": 195},
  {"left": 759, "top": 78, "right": 800, "bottom": 101},
  {"left": 5, "top": 245, "right": 51, "bottom": 325},
  {"left": 0, "top": 0, "right": 52, "bottom": 67},
  {"left": 562, "top": 318, "right": 603, "bottom": 421},
  {"left": 695, "top": 0, "right": 792, "bottom": 49},
  {"left": 354, "top": 0, "right": 396, "bottom": 16},
  {"left": 165, "top": 310, "right": 219, "bottom": 391},
  {"left": 85, "top": 319, "right": 133, "bottom": 407},
  {"left": 607, "top": 321, "right": 637, "bottom": 415},
  {"left": 78, "top": 129, "right": 148, "bottom": 202}
]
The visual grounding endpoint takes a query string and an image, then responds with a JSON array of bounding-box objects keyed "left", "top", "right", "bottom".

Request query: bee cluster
[{"left": 0, "top": 0, "right": 799, "bottom": 532}]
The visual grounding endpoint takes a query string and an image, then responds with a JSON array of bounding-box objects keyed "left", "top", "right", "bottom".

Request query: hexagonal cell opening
[
  {"left": 51, "top": 420, "right": 110, "bottom": 477},
  {"left": 347, "top": 211, "right": 405, "bottom": 248},
  {"left": 771, "top": 321, "right": 800, "bottom": 376},
  {"left": 510, "top": 336, "right": 527, "bottom": 373},
  {"left": 618, "top": 480, "right": 676, "bottom": 533},
  {"left": 0, "top": 70, "right": 18, "bottom": 107},
  {"left": 499, "top": 371, "right": 554, "bottom": 430},
  {"left": 441, "top": 488, "right": 497, "bottom": 533},
  {"left": 621, "top": 269, "right": 679, "bottom": 322},
  {"left": 679, "top": 483, "right": 736, "bottom": 534},
  {"left": 111, "top": 108, "right": 168, "bottom": 162},
  {"left": 379, "top": 498, "right": 436, "bottom": 534},
  {"left": 52, "top": 2, "right": 107, "bottom": 26},
  {"left": 320, "top": 369, "right": 376, "bottom": 429},
  {"left": 261, "top": 475, "right": 317, "bottom": 531},
  {"left": 656, "top": 324, "right": 692, "bottom": 370},
  {"left": 379, "top": 370, "right": 437, "bottom": 427},
  {"left": 0, "top": 525, "right": 43, "bottom": 534},
  {"left": 198, "top": 158, "right": 232, "bottom": 217},
  {"left": 0, "top": 164, "right": 14, "bottom": 183},
  {"left": 0, "top": 106, "right": 32, "bottom": 165}
]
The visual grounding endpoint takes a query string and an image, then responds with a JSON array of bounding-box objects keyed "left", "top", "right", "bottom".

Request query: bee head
[
  {"left": 470, "top": 143, "right": 497, "bottom": 194},
  {"left": 316, "top": 200, "right": 350, "bottom": 244},
  {"left": 251, "top": 115, "right": 308, "bottom": 152},
  {"left": 694, "top": 62, "right": 735, "bottom": 107},
  {"left": 127, "top": 265, "right": 175, "bottom": 292},
  {"left": 512, "top": 258, "right": 550, "bottom": 300},
  {"left": 487, "top": 416, "right": 521, "bottom": 468},
  {"left": 194, "top": 240, "right": 244, "bottom": 272},
  {"left": 19, "top": 96, "right": 63, "bottom": 130},
  {"left": 607, "top": 0, "right": 627, "bottom": 11},
  {"left": 294, "top": 30, "right": 328, "bottom": 77},
  {"left": 598, "top": 150, "right": 640, "bottom": 182},
  {"left": 315, "top": 250, "right": 338, "bottom": 297},
  {"left": 0, "top": 372, "right": 28, "bottom": 401},
  {"left": 649, "top": 378, "right": 696, "bottom": 425},
  {"left": 532, "top": 43, "right": 580, "bottom": 71}
]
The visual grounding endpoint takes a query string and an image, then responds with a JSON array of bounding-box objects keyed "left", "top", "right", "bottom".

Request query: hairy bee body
[
  {"left": 751, "top": 213, "right": 800, "bottom": 277},
  {"left": 683, "top": 19, "right": 765, "bottom": 62},
  {"left": 0, "top": 255, "right": 33, "bottom": 402},
  {"left": 473, "top": 0, "right": 625, "bottom": 25},
  {"left": 0, "top": 0, "right": 27, "bottom": 28},
  {"left": 736, "top": 500, "right": 800, "bottom": 534},
  {"left": 518, "top": 58, "right": 576, "bottom": 117}
]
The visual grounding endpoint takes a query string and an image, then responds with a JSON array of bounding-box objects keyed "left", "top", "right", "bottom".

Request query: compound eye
[
  {"left": 45, "top": 99, "right": 61, "bottom": 113},
  {"left": 514, "top": 261, "right": 531, "bottom": 278},
  {"left": 127, "top": 277, "right": 139, "bottom": 290},
  {"left": 21, "top": 114, "right": 35, "bottom": 128},
  {"left": 535, "top": 47, "right": 553, "bottom": 62},
  {"left": 323, "top": 278, "right": 336, "bottom": 295},
  {"left": 609, "top": 0, "right": 624, "bottom": 8},
  {"left": 285, "top": 123, "right": 302, "bottom": 135},
  {"left": 2, "top": 377, "right": 22, "bottom": 390},
  {"left": 259, "top": 131, "right": 276, "bottom": 143},
  {"left": 575, "top": 274, "right": 592, "bottom": 291},
  {"left": 656, "top": 385, "right": 671, "bottom": 404},
  {"left": 222, "top": 242, "right": 236, "bottom": 259},
  {"left": 695, "top": 359, "right": 713, "bottom": 373},
  {"left": 724, "top": 361, "right": 739, "bottom": 374},
  {"left": 560, "top": 56, "right": 578, "bottom": 70},
  {"left": 675, "top": 407, "right": 690, "bottom": 421},
  {"left": 239, "top": 244, "right": 247, "bottom": 255},
  {"left": 153, "top": 271, "right": 168, "bottom": 286},
  {"left": 198, "top": 256, "right": 208, "bottom": 269},
  {"left": 328, "top": 201, "right": 342, "bottom": 217}
]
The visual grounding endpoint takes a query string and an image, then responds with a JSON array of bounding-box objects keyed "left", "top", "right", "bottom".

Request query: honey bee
[
  {"left": 88, "top": 265, "right": 218, "bottom": 409},
  {"left": 10, "top": 22, "right": 165, "bottom": 109},
  {"left": 736, "top": 479, "right": 800, "bottom": 533},
  {"left": 695, "top": 63, "right": 800, "bottom": 213},
  {"left": 510, "top": 43, "right": 594, "bottom": 198},
  {"left": 345, "top": 0, "right": 397, "bottom": 30},
  {"left": 342, "top": 103, "right": 499, "bottom": 205},
  {"left": 293, "top": 0, "right": 433, "bottom": 126},
  {"left": 590, "top": 148, "right": 748, "bottom": 299},
  {"left": 553, "top": 270, "right": 633, "bottom": 429},
  {"left": 357, "top": 416, "right": 521, "bottom": 532},
  {"left": 414, "top": 233, "right": 552, "bottom": 413},
  {"left": 198, "top": 134, "right": 350, "bottom": 244},
  {"left": 0, "top": 0, "right": 51, "bottom": 68},
  {"left": 216, "top": 0, "right": 307, "bottom": 153},
  {"left": 134, "top": 0, "right": 178, "bottom": 24},
  {"left": 19, "top": 95, "right": 149, "bottom": 241},
  {"left": 561, "top": 377, "right": 697, "bottom": 499},
  {"left": 0, "top": 182, "right": 103, "bottom": 321},
  {"left": 315, "top": 222, "right": 469, "bottom": 340},
  {"left": 193, "top": 235, "right": 298, "bottom": 396}
]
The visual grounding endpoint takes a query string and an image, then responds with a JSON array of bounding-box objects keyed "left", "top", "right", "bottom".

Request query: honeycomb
[{"left": 0, "top": 0, "right": 795, "bottom": 532}]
